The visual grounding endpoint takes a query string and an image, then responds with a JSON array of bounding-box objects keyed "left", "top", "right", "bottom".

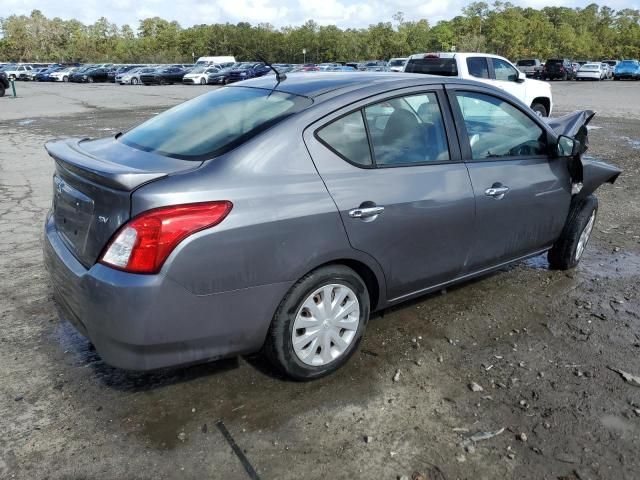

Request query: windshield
[
  {"left": 517, "top": 60, "right": 536, "bottom": 66},
  {"left": 120, "top": 86, "right": 313, "bottom": 160},
  {"left": 388, "top": 59, "right": 405, "bottom": 66},
  {"left": 619, "top": 61, "right": 638, "bottom": 66},
  {"left": 405, "top": 57, "right": 458, "bottom": 76},
  {"left": 190, "top": 66, "right": 207, "bottom": 73}
]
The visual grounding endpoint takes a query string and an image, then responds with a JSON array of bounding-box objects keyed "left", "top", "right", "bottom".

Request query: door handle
[
  {"left": 485, "top": 186, "right": 509, "bottom": 199},
  {"left": 348, "top": 206, "right": 384, "bottom": 219}
]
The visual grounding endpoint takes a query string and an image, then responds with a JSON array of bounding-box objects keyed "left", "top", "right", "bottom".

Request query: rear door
[
  {"left": 447, "top": 85, "right": 572, "bottom": 271},
  {"left": 305, "top": 87, "right": 476, "bottom": 301}
]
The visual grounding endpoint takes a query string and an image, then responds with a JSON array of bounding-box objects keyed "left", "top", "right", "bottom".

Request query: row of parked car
[{"left": 515, "top": 58, "right": 640, "bottom": 81}]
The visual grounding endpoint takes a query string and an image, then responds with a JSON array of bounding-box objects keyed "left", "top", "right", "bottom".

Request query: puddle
[
  {"left": 619, "top": 136, "right": 640, "bottom": 149},
  {"left": 523, "top": 253, "right": 549, "bottom": 270}
]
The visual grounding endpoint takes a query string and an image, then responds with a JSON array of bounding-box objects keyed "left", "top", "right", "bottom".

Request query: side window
[
  {"left": 317, "top": 111, "right": 372, "bottom": 167},
  {"left": 467, "top": 57, "right": 490, "bottom": 79},
  {"left": 364, "top": 93, "right": 450, "bottom": 165},
  {"left": 492, "top": 58, "right": 519, "bottom": 82},
  {"left": 454, "top": 91, "right": 546, "bottom": 160}
]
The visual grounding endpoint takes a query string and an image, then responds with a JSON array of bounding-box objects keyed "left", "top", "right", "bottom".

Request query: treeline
[{"left": 1, "top": 3, "right": 639, "bottom": 64}]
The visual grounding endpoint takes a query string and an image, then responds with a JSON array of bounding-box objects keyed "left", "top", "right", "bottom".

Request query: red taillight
[{"left": 99, "top": 201, "right": 233, "bottom": 274}]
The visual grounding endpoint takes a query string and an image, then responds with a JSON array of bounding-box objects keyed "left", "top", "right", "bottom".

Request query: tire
[
  {"left": 88, "top": 77, "right": 94, "bottom": 83},
  {"left": 548, "top": 195, "right": 598, "bottom": 270},
  {"left": 63, "top": 76, "right": 68, "bottom": 82},
  {"left": 263, "top": 265, "right": 370, "bottom": 380},
  {"left": 0, "top": 84, "right": 5, "bottom": 97},
  {"left": 200, "top": 77, "right": 206, "bottom": 85},
  {"left": 531, "top": 102, "right": 548, "bottom": 117},
  {"left": 562, "top": 72, "right": 568, "bottom": 81},
  {"left": 132, "top": 78, "right": 138, "bottom": 85}
]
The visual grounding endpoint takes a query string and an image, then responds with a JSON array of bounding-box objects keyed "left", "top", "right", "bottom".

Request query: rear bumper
[{"left": 43, "top": 214, "right": 289, "bottom": 370}]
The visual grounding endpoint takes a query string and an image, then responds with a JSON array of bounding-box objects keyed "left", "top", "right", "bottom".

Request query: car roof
[{"left": 238, "top": 72, "right": 455, "bottom": 99}]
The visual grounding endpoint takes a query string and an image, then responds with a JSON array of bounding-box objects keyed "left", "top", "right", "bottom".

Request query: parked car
[
  {"left": 117, "top": 66, "right": 155, "bottom": 85},
  {"left": 602, "top": 60, "right": 619, "bottom": 70},
  {"left": 0, "top": 72, "right": 9, "bottom": 97},
  {"left": 24, "top": 67, "right": 48, "bottom": 81},
  {"left": 387, "top": 58, "right": 407, "bottom": 72},
  {"left": 515, "top": 59, "right": 542, "bottom": 78},
  {"left": 140, "top": 66, "right": 187, "bottom": 85},
  {"left": 541, "top": 59, "right": 575, "bottom": 80},
  {"left": 207, "top": 65, "right": 239, "bottom": 85},
  {"left": 108, "top": 65, "right": 143, "bottom": 83},
  {"left": 600, "top": 63, "right": 613, "bottom": 79},
  {"left": 3, "top": 64, "right": 33, "bottom": 80},
  {"left": 69, "top": 66, "right": 96, "bottom": 82},
  {"left": 71, "top": 66, "right": 110, "bottom": 83},
  {"left": 361, "top": 60, "right": 388, "bottom": 72},
  {"left": 43, "top": 73, "right": 620, "bottom": 379},
  {"left": 576, "top": 63, "right": 606, "bottom": 81},
  {"left": 49, "top": 67, "right": 77, "bottom": 82},
  {"left": 183, "top": 66, "right": 219, "bottom": 85},
  {"left": 613, "top": 60, "right": 640, "bottom": 80},
  {"left": 327, "top": 66, "right": 357, "bottom": 72},
  {"left": 226, "top": 62, "right": 271, "bottom": 83},
  {"left": 35, "top": 66, "right": 63, "bottom": 81},
  {"left": 404, "top": 52, "right": 553, "bottom": 117}
]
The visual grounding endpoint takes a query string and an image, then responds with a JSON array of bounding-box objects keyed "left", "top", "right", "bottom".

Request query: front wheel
[
  {"left": 531, "top": 102, "right": 548, "bottom": 117},
  {"left": 132, "top": 78, "right": 138, "bottom": 85},
  {"left": 200, "top": 77, "right": 206, "bottom": 85},
  {"left": 548, "top": 195, "right": 598, "bottom": 270},
  {"left": 263, "top": 265, "right": 370, "bottom": 380},
  {"left": 63, "top": 76, "right": 68, "bottom": 82}
]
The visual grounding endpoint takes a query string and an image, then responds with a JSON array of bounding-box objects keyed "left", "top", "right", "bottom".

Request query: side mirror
[
  {"left": 557, "top": 135, "right": 581, "bottom": 157},
  {"left": 516, "top": 71, "right": 526, "bottom": 83}
]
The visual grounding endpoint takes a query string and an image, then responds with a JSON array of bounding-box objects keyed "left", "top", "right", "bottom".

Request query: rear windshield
[
  {"left": 619, "top": 60, "right": 638, "bottom": 66},
  {"left": 516, "top": 60, "right": 536, "bottom": 66},
  {"left": 120, "top": 86, "right": 312, "bottom": 160},
  {"left": 388, "top": 59, "right": 406, "bottom": 66},
  {"left": 405, "top": 58, "right": 458, "bottom": 76},
  {"left": 546, "top": 59, "right": 563, "bottom": 65}
]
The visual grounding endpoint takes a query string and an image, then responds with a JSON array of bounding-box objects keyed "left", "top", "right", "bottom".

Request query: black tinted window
[
  {"left": 317, "top": 112, "right": 372, "bottom": 167},
  {"left": 121, "top": 87, "right": 312, "bottom": 159},
  {"left": 455, "top": 92, "right": 545, "bottom": 160},
  {"left": 364, "top": 93, "right": 449, "bottom": 165},
  {"left": 405, "top": 57, "right": 458, "bottom": 76},
  {"left": 467, "top": 57, "right": 490, "bottom": 78}
]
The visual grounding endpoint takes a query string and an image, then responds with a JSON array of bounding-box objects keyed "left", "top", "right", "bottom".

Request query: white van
[{"left": 196, "top": 56, "right": 236, "bottom": 67}]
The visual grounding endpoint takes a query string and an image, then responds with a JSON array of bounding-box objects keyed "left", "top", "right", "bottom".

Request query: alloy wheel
[{"left": 292, "top": 284, "right": 360, "bottom": 366}]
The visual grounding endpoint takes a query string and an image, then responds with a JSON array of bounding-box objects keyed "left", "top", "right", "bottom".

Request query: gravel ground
[{"left": 1, "top": 80, "right": 639, "bottom": 480}]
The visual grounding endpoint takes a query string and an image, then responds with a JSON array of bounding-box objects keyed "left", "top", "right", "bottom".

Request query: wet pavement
[{"left": 1, "top": 82, "right": 640, "bottom": 480}]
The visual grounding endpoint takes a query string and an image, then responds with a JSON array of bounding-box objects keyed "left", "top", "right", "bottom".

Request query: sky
[{"left": 3, "top": 0, "right": 640, "bottom": 29}]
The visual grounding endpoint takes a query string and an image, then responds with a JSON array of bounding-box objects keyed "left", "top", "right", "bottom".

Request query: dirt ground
[{"left": 1, "top": 81, "right": 639, "bottom": 480}]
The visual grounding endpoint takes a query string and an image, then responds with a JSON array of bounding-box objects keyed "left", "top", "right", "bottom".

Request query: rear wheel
[
  {"left": 264, "top": 265, "right": 370, "bottom": 380},
  {"left": 531, "top": 102, "right": 548, "bottom": 117},
  {"left": 548, "top": 195, "right": 598, "bottom": 270}
]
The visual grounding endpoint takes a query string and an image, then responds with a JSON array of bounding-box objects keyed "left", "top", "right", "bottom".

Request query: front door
[
  {"left": 448, "top": 87, "right": 572, "bottom": 271},
  {"left": 305, "top": 88, "right": 476, "bottom": 301}
]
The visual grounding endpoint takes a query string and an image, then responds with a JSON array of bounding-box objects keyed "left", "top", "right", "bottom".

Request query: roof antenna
[{"left": 256, "top": 53, "right": 286, "bottom": 83}]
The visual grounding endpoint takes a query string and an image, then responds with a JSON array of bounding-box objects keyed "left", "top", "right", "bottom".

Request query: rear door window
[
  {"left": 364, "top": 93, "right": 450, "bottom": 165},
  {"left": 316, "top": 112, "right": 372, "bottom": 167},
  {"left": 466, "top": 57, "right": 490, "bottom": 79}
]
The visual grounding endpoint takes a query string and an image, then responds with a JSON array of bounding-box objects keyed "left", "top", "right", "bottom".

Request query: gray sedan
[{"left": 43, "top": 73, "right": 620, "bottom": 379}]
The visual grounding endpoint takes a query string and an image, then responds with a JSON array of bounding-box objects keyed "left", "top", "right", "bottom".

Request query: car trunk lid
[{"left": 46, "top": 137, "right": 202, "bottom": 267}]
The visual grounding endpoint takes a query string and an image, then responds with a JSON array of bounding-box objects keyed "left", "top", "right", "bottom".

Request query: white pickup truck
[{"left": 404, "top": 52, "right": 553, "bottom": 117}]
